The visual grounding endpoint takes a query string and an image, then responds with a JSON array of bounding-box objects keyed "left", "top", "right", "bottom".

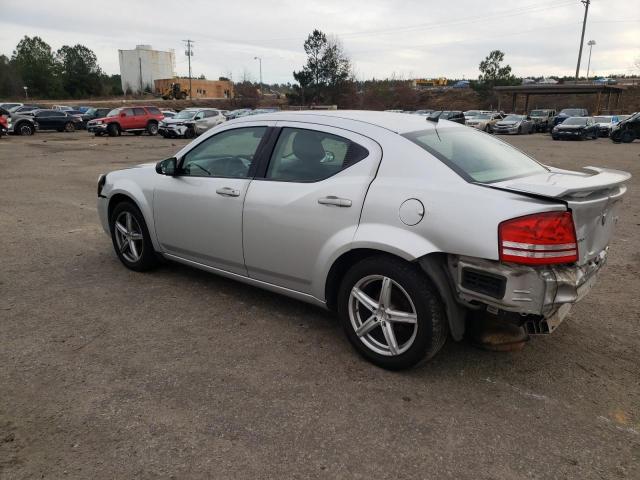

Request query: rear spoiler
[{"left": 488, "top": 167, "right": 631, "bottom": 199}]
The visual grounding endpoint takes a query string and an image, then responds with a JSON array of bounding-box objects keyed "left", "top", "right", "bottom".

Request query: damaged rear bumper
[{"left": 448, "top": 250, "right": 607, "bottom": 334}]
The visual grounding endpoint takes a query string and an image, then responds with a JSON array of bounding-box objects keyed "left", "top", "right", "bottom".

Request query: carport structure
[{"left": 494, "top": 84, "right": 626, "bottom": 114}]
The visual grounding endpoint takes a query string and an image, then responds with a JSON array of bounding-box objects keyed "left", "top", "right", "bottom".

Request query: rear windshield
[{"left": 402, "top": 127, "right": 548, "bottom": 183}]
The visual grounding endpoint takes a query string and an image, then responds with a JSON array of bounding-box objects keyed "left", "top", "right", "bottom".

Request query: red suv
[{"left": 87, "top": 106, "right": 164, "bottom": 137}]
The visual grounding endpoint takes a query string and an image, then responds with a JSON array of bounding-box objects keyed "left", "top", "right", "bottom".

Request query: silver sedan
[{"left": 97, "top": 111, "right": 630, "bottom": 369}]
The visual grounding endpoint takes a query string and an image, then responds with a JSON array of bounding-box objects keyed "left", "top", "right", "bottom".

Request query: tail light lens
[{"left": 499, "top": 211, "right": 578, "bottom": 265}]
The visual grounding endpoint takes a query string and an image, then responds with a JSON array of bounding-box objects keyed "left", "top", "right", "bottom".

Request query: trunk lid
[{"left": 488, "top": 166, "right": 631, "bottom": 265}]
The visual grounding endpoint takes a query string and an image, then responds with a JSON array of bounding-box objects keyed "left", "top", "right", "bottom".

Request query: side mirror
[{"left": 156, "top": 157, "right": 178, "bottom": 176}]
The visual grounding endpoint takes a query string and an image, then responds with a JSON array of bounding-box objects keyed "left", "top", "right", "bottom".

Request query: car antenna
[{"left": 427, "top": 115, "right": 441, "bottom": 140}]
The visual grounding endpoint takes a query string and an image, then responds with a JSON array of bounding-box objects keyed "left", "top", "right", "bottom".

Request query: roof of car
[{"left": 230, "top": 110, "right": 442, "bottom": 134}]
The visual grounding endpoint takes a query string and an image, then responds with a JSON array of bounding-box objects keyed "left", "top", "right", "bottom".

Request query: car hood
[
  {"left": 556, "top": 124, "right": 585, "bottom": 130},
  {"left": 161, "top": 117, "right": 194, "bottom": 125},
  {"left": 496, "top": 121, "right": 519, "bottom": 126}
]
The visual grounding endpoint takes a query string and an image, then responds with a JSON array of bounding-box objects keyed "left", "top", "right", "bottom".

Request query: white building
[{"left": 118, "top": 45, "right": 175, "bottom": 94}]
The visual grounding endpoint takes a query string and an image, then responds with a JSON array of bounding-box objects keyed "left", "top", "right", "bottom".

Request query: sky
[{"left": 0, "top": 0, "right": 638, "bottom": 84}]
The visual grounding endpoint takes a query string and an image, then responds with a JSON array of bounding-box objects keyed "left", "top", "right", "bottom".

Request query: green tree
[
  {"left": 12, "top": 36, "right": 62, "bottom": 97},
  {"left": 292, "top": 29, "right": 353, "bottom": 104},
  {"left": 56, "top": 44, "right": 104, "bottom": 97},
  {"left": 0, "top": 55, "right": 23, "bottom": 98},
  {"left": 478, "top": 50, "right": 516, "bottom": 86}
]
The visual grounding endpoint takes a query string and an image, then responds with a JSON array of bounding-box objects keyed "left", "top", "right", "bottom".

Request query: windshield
[
  {"left": 465, "top": 111, "right": 481, "bottom": 116},
  {"left": 474, "top": 113, "right": 491, "bottom": 119},
  {"left": 530, "top": 110, "right": 547, "bottom": 116},
  {"left": 593, "top": 116, "right": 611, "bottom": 123},
  {"left": 107, "top": 108, "right": 120, "bottom": 117},
  {"left": 402, "top": 127, "right": 547, "bottom": 183},
  {"left": 503, "top": 115, "right": 523, "bottom": 121},
  {"left": 175, "top": 110, "right": 197, "bottom": 119},
  {"left": 85, "top": 108, "right": 97, "bottom": 115},
  {"left": 562, "top": 117, "right": 587, "bottom": 125}
]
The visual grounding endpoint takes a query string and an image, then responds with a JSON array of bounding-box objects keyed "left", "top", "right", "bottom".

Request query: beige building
[{"left": 154, "top": 78, "right": 234, "bottom": 99}]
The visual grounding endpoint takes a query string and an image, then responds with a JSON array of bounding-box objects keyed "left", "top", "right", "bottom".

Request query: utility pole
[
  {"left": 183, "top": 40, "right": 194, "bottom": 99},
  {"left": 574, "top": 0, "right": 591, "bottom": 82},
  {"left": 586, "top": 40, "right": 596, "bottom": 80},
  {"left": 254, "top": 56, "right": 263, "bottom": 98}
]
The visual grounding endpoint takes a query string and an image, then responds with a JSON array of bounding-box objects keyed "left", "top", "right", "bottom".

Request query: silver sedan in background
[
  {"left": 492, "top": 114, "right": 535, "bottom": 134},
  {"left": 97, "top": 111, "right": 629, "bottom": 369}
]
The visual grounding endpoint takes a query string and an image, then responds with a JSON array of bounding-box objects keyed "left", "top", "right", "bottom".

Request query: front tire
[
  {"left": 64, "top": 122, "right": 75, "bottom": 132},
  {"left": 338, "top": 256, "right": 448, "bottom": 370},
  {"left": 109, "top": 201, "right": 158, "bottom": 272},
  {"left": 621, "top": 130, "right": 636, "bottom": 143},
  {"left": 107, "top": 123, "right": 120, "bottom": 137},
  {"left": 16, "top": 122, "right": 35, "bottom": 136}
]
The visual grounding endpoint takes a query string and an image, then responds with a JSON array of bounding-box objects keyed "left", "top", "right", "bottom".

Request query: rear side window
[
  {"left": 133, "top": 108, "right": 146, "bottom": 116},
  {"left": 122, "top": 108, "right": 134, "bottom": 117},
  {"left": 266, "top": 128, "right": 368, "bottom": 182},
  {"left": 403, "top": 127, "right": 547, "bottom": 183},
  {"left": 146, "top": 107, "right": 161, "bottom": 115}
]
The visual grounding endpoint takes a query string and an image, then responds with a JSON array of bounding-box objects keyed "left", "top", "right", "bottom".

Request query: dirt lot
[{"left": 1, "top": 130, "right": 639, "bottom": 479}]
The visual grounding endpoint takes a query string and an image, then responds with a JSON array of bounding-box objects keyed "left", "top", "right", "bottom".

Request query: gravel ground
[{"left": 0, "top": 130, "right": 638, "bottom": 479}]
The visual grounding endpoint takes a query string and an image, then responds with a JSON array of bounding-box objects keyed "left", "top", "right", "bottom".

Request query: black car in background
[
  {"left": 9, "top": 105, "right": 44, "bottom": 114},
  {"left": 551, "top": 116, "right": 598, "bottom": 140},
  {"left": 31, "top": 109, "right": 82, "bottom": 132},
  {"left": 553, "top": 108, "right": 589, "bottom": 126},
  {"left": 80, "top": 107, "right": 110, "bottom": 128},
  {"left": 427, "top": 110, "right": 466, "bottom": 124},
  {"left": 611, "top": 112, "right": 640, "bottom": 143}
]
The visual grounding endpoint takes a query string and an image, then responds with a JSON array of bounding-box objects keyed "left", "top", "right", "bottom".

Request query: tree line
[{"left": 0, "top": 36, "right": 122, "bottom": 99}]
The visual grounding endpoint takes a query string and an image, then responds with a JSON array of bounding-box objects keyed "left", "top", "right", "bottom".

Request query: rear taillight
[{"left": 499, "top": 211, "right": 578, "bottom": 265}]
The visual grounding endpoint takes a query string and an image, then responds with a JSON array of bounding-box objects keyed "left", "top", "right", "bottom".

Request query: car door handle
[
  {"left": 318, "top": 196, "right": 352, "bottom": 207},
  {"left": 216, "top": 187, "right": 240, "bottom": 197}
]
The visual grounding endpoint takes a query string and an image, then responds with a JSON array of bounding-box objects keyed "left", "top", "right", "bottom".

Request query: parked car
[
  {"left": 29, "top": 109, "right": 83, "bottom": 132},
  {"left": 552, "top": 117, "right": 598, "bottom": 140},
  {"left": 429, "top": 110, "right": 465, "bottom": 124},
  {"left": 463, "top": 110, "right": 491, "bottom": 120},
  {"left": 6, "top": 112, "right": 38, "bottom": 135},
  {"left": 9, "top": 105, "right": 43, "bottom": 114},
  {"left": 0, "top": 113, "right": 8, "bottom": 138},
  {"left": 95, "top": 111, "right": 630, "bottom": 369},
  {"left": 52, "top": 105, "right": 74, "bottom": 111},
  {"left": 413, "top": 110, "right": 434, "bottom": 116},
  {"left": 158, "top": 108, "right": 226, "bottom": 138},
  {"left": 80, "top": 107, "right": 111, "bottom": 128},
  {"left": 610, "top": 112, "right": 640, "bottom": 143},
  {"left": 87, "top": 106, "right": 164, "bottom": 136},
  {"left": 161, "top": 110, "right": 176, "bottom": 119},
  {"left": 492, "top": 114, "right": 535, "bottom": 134},
  {"left": 0, "top": 102, "right": 23, "bottom": 111},
  {"left": 593, "top": 115, "right": 619, "bottom": 137},
  {"left": 225, "top": 108, "right": 253, "bottom": 119},
  {"left": 465, "top": 112, "right": 504, "bottom": 132},
  {"left": 72, "top": 106, "right": 91, "bottom": 113},
  {"left": 553, "top": 108, "right": 589, "bottom": 126},
  {"left": 529, "top": 109, "right": 556, "bottom": 132}
]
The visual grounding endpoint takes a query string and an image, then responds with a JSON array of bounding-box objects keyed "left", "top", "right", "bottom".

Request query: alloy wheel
[
  {"left": 348, "top": 275, "right": 418, "bottom": 356},
  {"left": 114, "top": 211, "right": 144, "bottom": 263}
]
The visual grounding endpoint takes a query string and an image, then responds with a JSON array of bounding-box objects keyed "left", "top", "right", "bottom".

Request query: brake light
[{"left": 499, "top": 211, "right": 578, "bottom": 265}]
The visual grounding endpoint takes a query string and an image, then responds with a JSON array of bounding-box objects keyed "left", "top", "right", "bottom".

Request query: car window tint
[
  {"left": 266, "top": 128, "right": 369, "bottom": 182},
  {"left": 133, "top": 108, "right": 146, "bottom": 116},
  {"left": 147, "top": 107, "right": 161, "bottom": 115},
  {"left": 403, "top": 127, "right": 547, "bottom": 183},
  {"left": 181, "top": 126, "right": 266, "bottom": 178}
]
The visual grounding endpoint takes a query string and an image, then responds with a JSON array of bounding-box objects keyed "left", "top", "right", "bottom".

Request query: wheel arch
[
  {"left": 107, "top": 188, "right": 161, "bottom": 251},
  {"left": 324, "top": 249, "right": 467, "bottom": 341}
]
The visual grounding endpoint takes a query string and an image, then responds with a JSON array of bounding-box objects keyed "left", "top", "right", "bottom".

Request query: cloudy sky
[{"left": 0, "top": 0, "right": 637, "bottom": 84}]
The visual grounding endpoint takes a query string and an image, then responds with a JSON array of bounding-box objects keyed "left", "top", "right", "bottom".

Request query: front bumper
[
  {"left": 493, "top": 126, "right": 519, "bottom": 134},
  {"left": 553, "top": 130, "right": 584, "bottom": 138},
  {"left": 449, "top": 250, "right": 607, "bottom": 333},
  {"left": 159, "top": 124, "right": 189, "bottom": 137},
  {"left": 88, "top": 123, "right": 107, "bottom": 133}
]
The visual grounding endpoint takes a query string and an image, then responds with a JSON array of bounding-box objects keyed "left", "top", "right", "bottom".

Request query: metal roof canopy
[{"left": 494, "top": 84, "right": 626, "bottom": 114}]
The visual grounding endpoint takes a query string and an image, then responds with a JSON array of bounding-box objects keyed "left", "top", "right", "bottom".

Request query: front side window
[
  {"left": 266, "top": 128, "right": 368, "bottom": 182},
  {"left": 107, "top": 108, "right": 121, "bottom": 117},
  {"left": 181, "top": 126, "right": 267, "bottom": 178},
  {"left": 403, "top": 127, "right": 548, "bottom": 183}
]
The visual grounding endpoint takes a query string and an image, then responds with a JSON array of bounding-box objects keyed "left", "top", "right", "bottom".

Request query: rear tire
[
  {"left": 107, "top": 123, "right": 119, "bottom": 137},
  {"left": 64, "top": 122, "right": 75, "bottom": 132},
  {"left": 109, "top": 201, "right": 158, "bottom": 272},
  {"left": 184, "top": 127, "right": 195, "bottom": 139},
  {"left": 146, "top": 121, "right": 158, "bottom": 136},
  {"left": 338, "top": 256, "right": 448, "bottom": 370}
]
